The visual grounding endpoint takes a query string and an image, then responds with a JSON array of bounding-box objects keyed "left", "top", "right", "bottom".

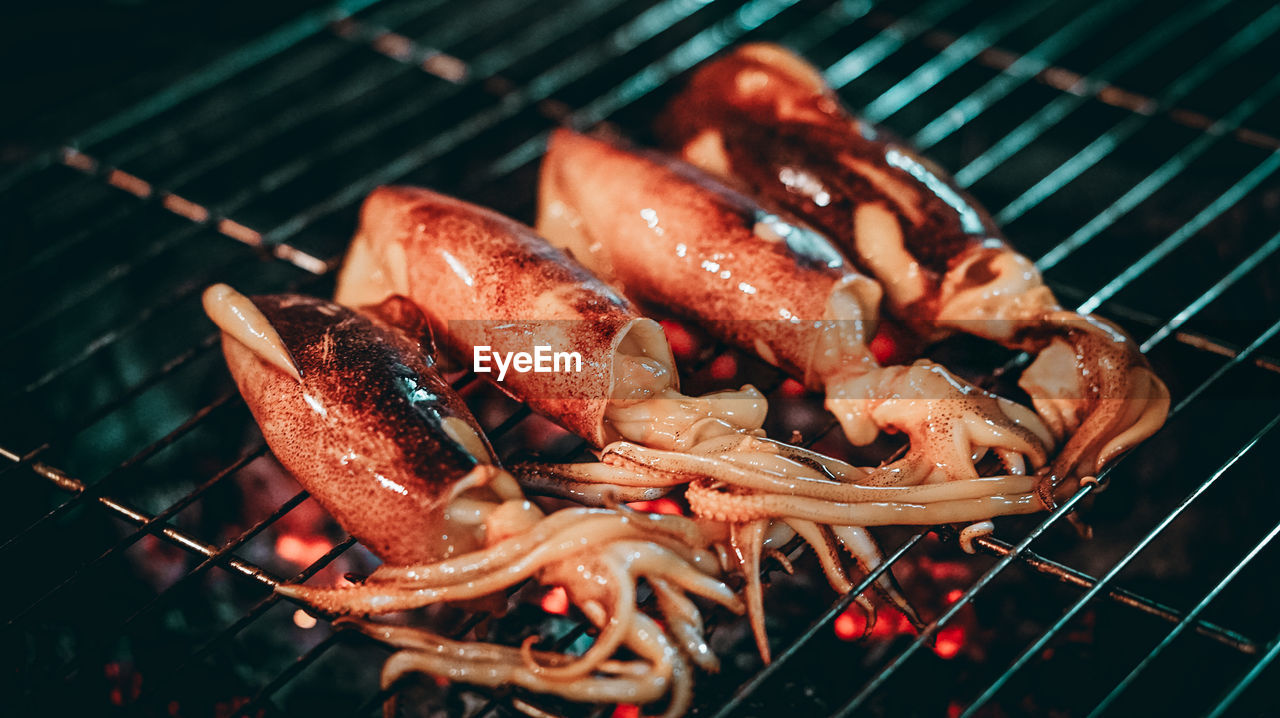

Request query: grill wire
[{"left": 4, "top": 0, "right": 1280, "bottom": 715}]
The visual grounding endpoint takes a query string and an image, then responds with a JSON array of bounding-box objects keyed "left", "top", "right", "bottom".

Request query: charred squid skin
[
  {"left": 537, "top": 131, "right": 1057, "bottom": 652},
  {"left": 337, "top": 182, "right": 924, "bottom": 660},
  {"left": 658, "top": 43, "right": 1169, "bottom": 491},
  {"left": 655, "top": 43, "right": 1008, "bottom": 330},
  {"left": 336, "top": 185, "right": 682, "bottom": 449},
  {"left": 537, "top": 130, "right": 1051, "bottom": 484},
  {"left": 205, "top": 285, "right": 500, "bottom": 566},
  {"left": 539, "top": 128, "right": 881, "bottom": 390},
  {"left": 1021, "top": 314, "right": 1171, "bottom": 507},
  {"left": 510, "top": 460, "right": 679, "bottom": 504},
  {"left": 205, "top": 284, "right": 744, "bottom": 716}
]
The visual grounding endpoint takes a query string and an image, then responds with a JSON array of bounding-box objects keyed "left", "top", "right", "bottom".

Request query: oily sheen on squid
[
  {"left": 203, "top": 284, "right": 742, "bottom": 717},
  {"left": 658, "top": 43, "right": 1170, "bottom": 504}
]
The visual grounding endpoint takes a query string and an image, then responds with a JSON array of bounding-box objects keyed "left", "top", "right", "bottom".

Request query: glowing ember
[
  {"left": 218, "top": 697, "right": 252, "bottom": 717},
  {"left": 886, "top": 610, "right": 918, "bottom": 637},
  {"left": 869, "top": 331, "right": 896, "bottom": 363},
  {"left": 612, "top": 704, "right": 640, "bottom": 718},
  {"left": 709, "top": 354, "right": 738, "bottom": 380},
  {"left": 293, "top": 609, "right": 318, "bottom": 629},
  {"left": 934, "top": 625, "right": 965, "bottom": 659},
  {"left": 946, "top": 589, "right": 964, "bottom": 603},
  {"left": 275, "top": 533, "right": 332, "bottom": 566},
  {"left": 780, "top": 378, "right": 806, "bottom": 396},
  {"left": 917, "top": 556, "right": 975, "bottom": 582},
  {"left": 835, "top": 605, "right": 924, "bottom": 642},
  {"left": 103, "top": 662, "right": 142, "bottom": 707},
  {"left": 541, "top": 586, "right": 569, "bottom": 615},
  {"left": 626, "top": 498, "right": 684, "bottom": 515},
  {"left": 834, "top": 609, "right": 865, "bottom": 641},
  {"left": 660, "top": 320, "right": 697, "bottom": 358}
]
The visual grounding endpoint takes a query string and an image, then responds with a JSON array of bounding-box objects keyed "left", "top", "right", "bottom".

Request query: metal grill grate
[{"left": 5, "top": 0, "right": 1280, "bottom": 715}]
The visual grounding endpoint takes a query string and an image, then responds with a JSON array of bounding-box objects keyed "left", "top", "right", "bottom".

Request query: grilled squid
[
  {"left": 202, "top": 284, "right": 744, "bottom": 716},
  {"left": 333, "top": 186, "right": 1045, "bottom": 659},
  {"left": 657, "top": 44, "right": 1170, "bottom": 506},
  {"left": 539, "top": 130, "right": 1050, "bottom": 489}
]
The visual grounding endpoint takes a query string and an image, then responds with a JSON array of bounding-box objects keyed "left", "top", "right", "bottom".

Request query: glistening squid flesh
[
  {"left": 537, "top": 130, "right": 1048, "bottom": 635},
  {"left": 333, "top": 186, "right": 1038, "bottom": 658},
  {"left": 538, "top": 130, "right": 1049, "bottom": 500},
  {"left": 657, "top": 44, "right": 1171, "bottom": 506},
  {"left": 202, "top": 284, "right": 743, "bottom": 717}
]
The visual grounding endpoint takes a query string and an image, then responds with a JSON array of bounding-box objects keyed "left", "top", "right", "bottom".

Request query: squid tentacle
[
  {"left": 360, "top": 508, "right": 620, "bottom": 584},
  {"left": 828, "top": 524, "right": 923, "bottom": 632},
  {"left": 649, "top": 576, "right": 721, "bottom": 674},
  {"left": 625, "top": 610, "right": 693, "bottom": 718},
  {"left": 631, "top": 543, "right": 747, "bottom": 613},
  {"left": 1037, "top": 364, "right": 1172, "bottom": 507},
  {"left": 687, "top": 481, "right": 1043, "bottom": 527},
  {"left": 372, "top": 637, "right": 672, "bottom": 708},
  {"left": 729, "top": 519, "right": 772, "bottom": 664},
  {"left": 365, "top": 512, "right": 707, "bottom": 586},
  {"left": 958, "top": 520, "right": 996, "bottom": 554},
  {"left": 279, "top": 519, "right": 702, "bottom": 615},
  {"left": 1097, "top": 371, "right": 1171, "bottom": 467},
  {"left": 607, "top": 442, "right": 1040, "bottom": 503},
  {"left": 512, "top": 461, "right": 679, "bottom": 505},
  {"left": 338, "top": 617, "right": 650, "bottom": 675},
  {"left": 519, "top": 558, "right": 635, "bottom": 681},
  {"left": 785, "top": 518, "right": 876, "bottom": 636}
]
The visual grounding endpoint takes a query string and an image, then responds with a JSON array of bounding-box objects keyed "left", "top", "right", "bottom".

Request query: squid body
[
  {"left": 203, "top": 284, "right": 743, "bottom": 716},
  {"left": 656, "top": 43, "right": 1170, "bottom": 504}
]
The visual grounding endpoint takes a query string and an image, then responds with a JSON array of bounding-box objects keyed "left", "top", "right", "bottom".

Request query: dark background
[{"left": 2, "top": 0, "right": 326, "bottom": 153}]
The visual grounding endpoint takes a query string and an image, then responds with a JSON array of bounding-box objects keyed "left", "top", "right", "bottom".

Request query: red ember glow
[
  {"left": 934, "top": 625, "right": 965, "bottom": 659},
  {"left": 709, "top": 354, "right": 738, "bottom": 380},
  {"left": 834, "top": 609, "right": 865, "bottom": 641},
  {"left": 612, "top": 704, "right": 640, "bottom": 718},
  {"left": 541, "top": 586, "right": 569, "bottom": 615},
  {"left": 104, "top": 663, "right": 143, "bottom": 708},
  {"left": 780, "top": 378, "right": 806, "bottom": 396},
  {"left": 836, "top": 606, "right": 922, "bottom": 642},
  {"left": 276, "top": 533, "right": 332, "bottom": 567},
  {"left": 871, "top": 609, "right": 917, "bottom": 640},
  {"left": 626, "top": 498, "right": 684, "bottom": 515},
  {"left": 217, "top": 697, "right": 252, "bottom": 718},
  {"left": 660, "top": 320, "right": 697, "bottom": 359},
  {"left": 946, "top": 589, "right": 964, "bottom": 603},
  {"left": 917, "top": 556, "right": 975, "bottom": 582},
  {"left": 869, "top": 332, "right": 896, "bottom": 364}
]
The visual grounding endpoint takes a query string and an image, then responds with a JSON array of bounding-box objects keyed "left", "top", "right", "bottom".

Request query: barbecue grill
[{"left": 5, "top": 0, "right": 1280, "bottom": 715}]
